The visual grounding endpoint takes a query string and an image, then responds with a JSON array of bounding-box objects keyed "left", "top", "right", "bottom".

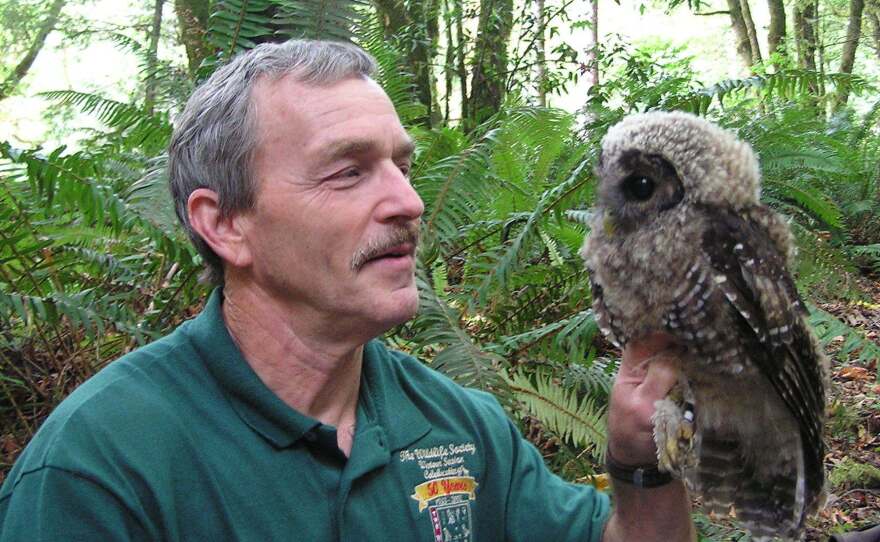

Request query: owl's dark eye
[{"left": 622, "top": 175, "right": 656, "bottom": 201}]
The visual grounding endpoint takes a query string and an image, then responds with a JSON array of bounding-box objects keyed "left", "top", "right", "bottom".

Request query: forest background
[{"left": 1, "top": 0, "right": 879, "bottom": 539}]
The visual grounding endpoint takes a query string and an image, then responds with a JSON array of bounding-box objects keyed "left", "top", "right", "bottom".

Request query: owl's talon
[{"left": 653, "top": 391, "right": 697, "bottom": 478}]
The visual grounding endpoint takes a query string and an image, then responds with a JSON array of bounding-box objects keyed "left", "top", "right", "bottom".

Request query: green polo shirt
[{"left": 0, "top": 290, "right": 609, "bottom": 541}]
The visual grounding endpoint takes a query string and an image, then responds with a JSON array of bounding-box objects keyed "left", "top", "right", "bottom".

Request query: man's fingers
[
  {"left": 621, "top": 332, "right": 676, "bottom": 370},
  {"left": 637, "top": 352, "right": 680, "bottom": 401}
]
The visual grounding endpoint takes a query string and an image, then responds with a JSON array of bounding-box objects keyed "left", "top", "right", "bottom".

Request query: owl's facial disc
[{"left": 602, "top": 150, "right": 684, "bottom": 233}]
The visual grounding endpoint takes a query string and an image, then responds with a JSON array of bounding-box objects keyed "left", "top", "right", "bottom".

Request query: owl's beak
[{"left": 603, "top": 213, "right": 616, "bottom": 236}]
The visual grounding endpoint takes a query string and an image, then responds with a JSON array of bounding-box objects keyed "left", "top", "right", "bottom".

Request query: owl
[{"left": 581, "top": 111, "right": 827, "bottom": 541}]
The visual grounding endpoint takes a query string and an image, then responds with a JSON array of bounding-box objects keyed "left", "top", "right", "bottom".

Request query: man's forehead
[{"left": 250, "top": 73, "right": 411, "bottom": 159}]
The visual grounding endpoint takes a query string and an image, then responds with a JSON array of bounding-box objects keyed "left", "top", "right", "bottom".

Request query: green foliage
[
  {"left": 39, "top": 90, "right": 171, "bottom": 154},
  {"left": 809, "top": 305, "right": 880, "bottom": 364},
  {"left": 206, "top": 0, "right": 277, "bottom": 57},
  {"left": 503, "top": 369, "right": 607, "bottom": 457},
  {"left": 829, "top": 458, "right": 880, "bottom": 490},
  {"left": 828, "top": 400, "right": 861, "bottom": 436},
  {"left": 693, "top": 512, "right": 752, "bottom": 541},
  {"left": 274, "top": 0, "right": 368, "bottom": 41}
]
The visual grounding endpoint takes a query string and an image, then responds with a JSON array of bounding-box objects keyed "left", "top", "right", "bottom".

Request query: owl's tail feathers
[{"left": 694, "top": 434, "right": 809, "bottom": 541}]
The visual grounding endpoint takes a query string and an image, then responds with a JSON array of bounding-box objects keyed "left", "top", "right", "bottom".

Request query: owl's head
[{"left": 596, "top": 111, "right": 761, "bottom": 232}]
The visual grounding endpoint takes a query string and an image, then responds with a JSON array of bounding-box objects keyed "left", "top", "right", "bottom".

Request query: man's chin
[{"left": 378, "top": 289, "right": 419, "bottom": 328}]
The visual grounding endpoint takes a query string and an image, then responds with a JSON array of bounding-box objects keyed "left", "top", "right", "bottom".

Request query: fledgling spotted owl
[{"left": 581, "top": 111, "right": 827, "bottom": 541}]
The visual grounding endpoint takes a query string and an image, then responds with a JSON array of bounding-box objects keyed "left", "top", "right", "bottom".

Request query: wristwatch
[{"left": 605, "top": 451, "right": 674, "bottom": 489}]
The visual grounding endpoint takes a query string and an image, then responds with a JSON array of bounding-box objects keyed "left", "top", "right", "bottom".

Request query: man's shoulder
[{"left": 3, "top": 323, "right": 207, "bottom": 490}]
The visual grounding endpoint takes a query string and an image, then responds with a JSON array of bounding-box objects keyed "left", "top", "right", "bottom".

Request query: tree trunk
[
  {"left": 455, "top": 0, "right": 468, "bottom": 123},
  {"left": 726, "top": 0, "right": 755, "bottom": 69},
  {"left": 794, "top": 0, "right": 818, "bottom": 70},
  {"left": 535, "top": 0, "right": 546, "bottom": 106},
  {"left": 145, "top": 0, "right": 165, "bottom": 115},
  {"left": 0, "top": 0, "right": 66, "bottom": 101},
  {"left": 868, "top": 5, "right": 880, "bottom": 61},
  {"left": 816, "top": 0, "right": 826, "bottom": 96},
  {"left": 587, "top": 0, "right": 599, "bottom": 87},
  {"left": 835, "top": 0, "right": 865, "bottom": 107},
  {"left": 739, "top": 0, "right": 764, "bottom": 64},
  {"left": 174, "top": 0, "right": 212, "bottom": 77},
  {"left": 374, "top": 0, "right": 441, "bottom": 127},
  {"left": 443, "top": 0, "right": 454, "bottom": 121},
  {"left": 767, "top": 0, "right": 787, "bottom": 59},
  {"left": 466, "top": 0, "right": 514, "bottom": 130}
]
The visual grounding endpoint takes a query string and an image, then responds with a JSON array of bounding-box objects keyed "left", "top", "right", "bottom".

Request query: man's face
[{"left": 240, "top": 74, "right": 423, "bottom": 340}]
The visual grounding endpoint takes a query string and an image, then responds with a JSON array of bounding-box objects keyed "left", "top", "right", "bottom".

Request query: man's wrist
[{"left": 605, "top": 449, "right": 673, "bottom": 489}]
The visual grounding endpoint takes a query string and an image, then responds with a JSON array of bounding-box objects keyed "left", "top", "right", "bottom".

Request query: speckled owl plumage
[{"left": 581, "top": 111, "right": 827, "bottom": 541}]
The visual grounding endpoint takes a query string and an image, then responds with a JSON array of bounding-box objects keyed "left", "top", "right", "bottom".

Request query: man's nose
[{"left": 377, "top": 162, "right": 424, "bottom": 222}]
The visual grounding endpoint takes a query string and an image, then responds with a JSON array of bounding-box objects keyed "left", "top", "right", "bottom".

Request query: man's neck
[{"left": 221, "top": 283, "right": 364, "bottom": 456}]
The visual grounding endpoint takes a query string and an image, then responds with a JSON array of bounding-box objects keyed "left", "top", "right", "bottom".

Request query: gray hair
[{"left": 168, "top": 40, "right": 377, "bottom": 285}]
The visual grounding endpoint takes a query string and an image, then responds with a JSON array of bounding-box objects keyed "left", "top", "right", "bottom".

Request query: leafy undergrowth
[{"left": 812, "top": 277, "right": 880, "bottom": 540}]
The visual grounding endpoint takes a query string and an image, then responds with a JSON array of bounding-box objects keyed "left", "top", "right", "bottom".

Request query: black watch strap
[{"left": 605, "top": 452, "right": 674, "bottom": 489}]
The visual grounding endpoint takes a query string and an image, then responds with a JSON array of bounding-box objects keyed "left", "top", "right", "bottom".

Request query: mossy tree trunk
[
  {"left": 767, "top": 0, "right": 787, "bottom": 60},
  {"left": 726, "top": 0, "right": 756, "bottom": 69},
  {"left": 173, "top": 0, "right": 212, "bottom": 77},
  {"left": 466, "top": 0, "right": 514, "bottom": 131},
  {"left": 834, "top": 0, "right": 865, "bottom": 108},
  {"left": 373, "top": 0, "right": 442, "bottom": 127},
  {"left": 145, "top": 0, "right": 165, "bottom": 115}
]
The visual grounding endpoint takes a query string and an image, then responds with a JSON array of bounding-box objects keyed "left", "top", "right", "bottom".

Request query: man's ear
[{"left": 187, "top": 188, "right": 253, "bottom": 269}]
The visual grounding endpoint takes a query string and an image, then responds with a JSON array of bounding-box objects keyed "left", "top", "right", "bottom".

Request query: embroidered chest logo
[{"left": 400, "top": 442, "right": 478, "bottom": 542}]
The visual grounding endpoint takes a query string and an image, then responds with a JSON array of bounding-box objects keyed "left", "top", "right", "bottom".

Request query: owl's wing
[{"left": 700, "top": 207, "right": 825, "bottom": 494}]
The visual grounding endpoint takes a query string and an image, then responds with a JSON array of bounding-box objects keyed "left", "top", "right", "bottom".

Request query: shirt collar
[
  {"left": 360, "top": 340, "right": 431, "bottom": 452},
  {"left": 184, "top": 289, "right": 430, "bottom": 451},
  {"left": 185, "top": 289, "right": 318, "bottom": 448}
]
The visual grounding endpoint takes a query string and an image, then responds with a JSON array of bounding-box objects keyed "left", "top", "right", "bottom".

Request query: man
[{"left": 0, "top": 40, "right": 695, "bottom": 541}]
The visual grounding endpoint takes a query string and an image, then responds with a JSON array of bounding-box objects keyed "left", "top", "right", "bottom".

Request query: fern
[
  {"left": 39, "top": 90, "right": 171, "bottom": 153},
  {"left": 668, "top": 70, "right": 871, "bottom": 114},
  {"left": 275, "top": 0, "right": 368, "bottom": 42},
  {"left": 355, "top": 11, "right": 426, "bottom": 124},
  {"left": 476, "top": 158, "right": 591, "bottom": 300},
  {"left": 808, "top": 305, "right": 880, "bottom": 364},
  {"left": 408, "top": 271, "right": 506, "bottom": 394},
  {"left": 503, "top": 369, "right": 607, "bottom": 457},
  {"left": 207, "top": 0, "right": 275, "bottom": 57}
]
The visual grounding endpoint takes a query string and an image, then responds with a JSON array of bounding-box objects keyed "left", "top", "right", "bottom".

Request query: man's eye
[
  {"left": 340, "top": 168, "right": 361, "bottom": 178},
  {"left": 398, "top": 163, "right": 411, "bottom": 177}
]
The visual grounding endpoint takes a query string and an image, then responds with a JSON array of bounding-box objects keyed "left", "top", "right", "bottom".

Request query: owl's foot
[{"left": 652, "top": 387, "right": 697, "bottom": 478}]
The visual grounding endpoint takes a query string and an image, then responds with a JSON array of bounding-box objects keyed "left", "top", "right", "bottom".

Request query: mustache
[{"left": 350, "top": 223, "right": 420, "bottom": 271}]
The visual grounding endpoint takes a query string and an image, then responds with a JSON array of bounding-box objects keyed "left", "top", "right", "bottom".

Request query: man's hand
[
  {"left": 602, "top": 333, "right": 696, "bottom": 542},
  {"left": 607, "top": 333, "right": 681, "bottom": 466}
]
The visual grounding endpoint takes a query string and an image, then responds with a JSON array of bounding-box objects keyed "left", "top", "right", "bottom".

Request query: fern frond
[
  {"left": 476, "top": 158, "right": 592, "bottom": 300},
  {"left": 416, "top": 129, "right": 499, "bottom": 242},
  {"left": 207, "top": 0, "right": 275, "bottom": 57},
  {"left": 503, "top": 369, "right": 607, "bottom": 456},
  {"left": 409, "top": 271, "right": 506, "bottom": 394},
  {"left": 355, "top": 11, "right": 425, "bottom": 124},
  {"left": 39, "top": 90, "right": 171, "bottom": 152},
  {"left": 275, "top": 0, "right": 368, "bottom": 42},
  {"left": 808, "top": 305, "right": 880, "bottom": 364}
]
